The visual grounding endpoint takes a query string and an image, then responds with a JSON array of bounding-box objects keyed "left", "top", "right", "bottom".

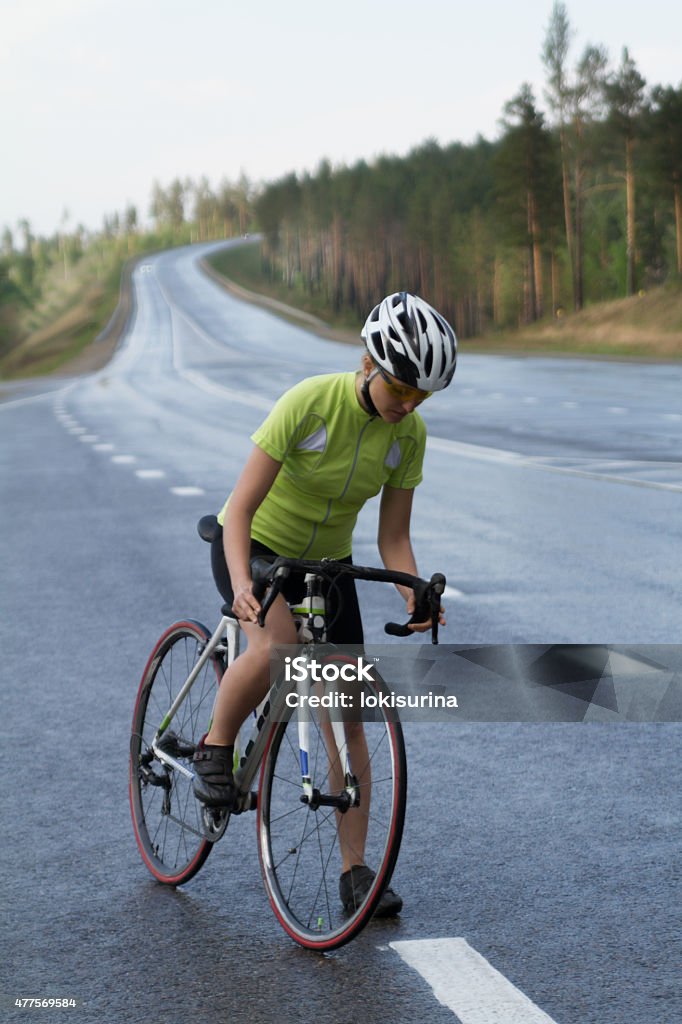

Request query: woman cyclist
[{"left": 194, "top": 291, "right": 457, "bottom": 916}]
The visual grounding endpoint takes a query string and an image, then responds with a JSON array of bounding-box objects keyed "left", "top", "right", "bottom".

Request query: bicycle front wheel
[
  {"left": 129, "top": 620, "right": 224, "bottom": 885},
  {"left": 257, "top": 659, "right": 407, "bottom": 950}
]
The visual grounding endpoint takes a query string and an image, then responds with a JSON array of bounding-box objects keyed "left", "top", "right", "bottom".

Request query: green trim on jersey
[{"left": 218, "top": 372, "right": 426, "bottom": 559}]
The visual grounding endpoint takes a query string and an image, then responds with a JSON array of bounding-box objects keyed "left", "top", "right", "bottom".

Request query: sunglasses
[{"left": 374, "top": 365, "right": 432, "bottom": 404}]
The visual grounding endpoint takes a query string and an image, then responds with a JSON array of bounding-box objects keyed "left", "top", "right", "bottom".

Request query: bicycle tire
[
  {"left": 257, "top": 655, "right": 407, "bottom": 950},
  {"left": 129, "top": 619, "right": 224, "bottom": 885}
]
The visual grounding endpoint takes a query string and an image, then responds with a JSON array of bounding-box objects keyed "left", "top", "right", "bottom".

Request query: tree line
[
  {"left": 254, "top": 4, "right": 682, "bottom": 336},
  {"left": 2, "top": 2, "right": 681, "bottom": 353},
  {"left": 0, "top": 176, "right": 254, "bottom": 356}
]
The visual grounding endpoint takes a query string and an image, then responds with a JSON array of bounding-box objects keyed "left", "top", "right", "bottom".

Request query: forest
[
  {"left": 1, "top": 3, "right": 681, "bottom": 368},
  {"left": 250, "top": 5, "right": 682, "bottom": 338}
]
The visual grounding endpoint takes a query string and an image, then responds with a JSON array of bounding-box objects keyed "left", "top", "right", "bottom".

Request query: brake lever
[
  {"left": 255, "top": 566, "right": 290, "bottom": 627},
  {"left": 384, "top": 573, "right": 446, "bottom": 644},
  {"left": 429, "top": 573, "right": 446, "bottom": 645}
]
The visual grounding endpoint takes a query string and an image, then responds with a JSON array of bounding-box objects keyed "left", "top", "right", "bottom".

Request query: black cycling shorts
[{"left": 210, "top": 532, "right": 364, "bottom": 646}]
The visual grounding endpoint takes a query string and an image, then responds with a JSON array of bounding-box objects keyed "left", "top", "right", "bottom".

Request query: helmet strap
[{"left": 361, "top": 368, "right": 380, "bottom": 417}]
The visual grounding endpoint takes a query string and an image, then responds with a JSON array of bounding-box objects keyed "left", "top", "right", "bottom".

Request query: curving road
[{"left": 1, "top": 241, "right": 680, "bottom": 1024}]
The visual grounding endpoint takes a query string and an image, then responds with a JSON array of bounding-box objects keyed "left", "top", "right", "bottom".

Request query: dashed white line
[
  {"left": 79, "top": 434, "right": 99, "bottom": 442},
  {"left": 562, "top": 401, "right": 578, "bottom": 409},
  {"left": 136, "top": 469, "right": 166, "bottom": 479},
  {"left": 170, "top": 486, "right": 206, "bottom": 496},
  {"left": 391, "top": 938, "right": 559, "bottom": 1024},
  {"left": 111, "top": 455, "right": 137, "bottom": 464},
  {"left": 607, "top": 406, "right": 627, "bottom": 414},
  {"left": 523, "top": 396, "right": 539, "bottom": 404},
  {"left": 68, "top": 426, "right": 87, "bottom": 434},
  {"left": 443, "top": 585, "right": 465, "bottom": 599},
  {"left": 93, "top": 444, "right": 115, "bottom": 452}
]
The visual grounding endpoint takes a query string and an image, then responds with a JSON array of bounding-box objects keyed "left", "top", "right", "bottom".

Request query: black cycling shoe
[
  {"left": 192, "top": 741, "right": 235, "bottom": 808},
  {"left": 339, "top": 864, "right": 403, "bottom": 918}
]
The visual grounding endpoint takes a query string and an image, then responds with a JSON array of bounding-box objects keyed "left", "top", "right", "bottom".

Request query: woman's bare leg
[{"left": 205, "top": 595, "right": 297, "bottom": 746}]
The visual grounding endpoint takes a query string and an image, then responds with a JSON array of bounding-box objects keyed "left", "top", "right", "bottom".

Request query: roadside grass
[
  {"left": 209, "top": 240, "right": 682, "bottom": 361},
  {"left": 0, "top": 228, "right": 191, "bottom": 380},
  {"left": 470, "top": 281, "right": 682, "bottom": 359},
  {"left": 0, "top": 251, "right": 125, "bottom": 379},
  {"left": 206, "top": 242, "right": 362, "bottom": 333}
]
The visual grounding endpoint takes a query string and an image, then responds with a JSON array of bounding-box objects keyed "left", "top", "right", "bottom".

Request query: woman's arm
[
  {"left": 378, "top": 486, "right": 418, "bottom": 590},
  {"left": 378, "top": 485, "right": 445, "bottom": 632},
  {"left": 223, "top": 445, "right": 282, "bottom": 622}
]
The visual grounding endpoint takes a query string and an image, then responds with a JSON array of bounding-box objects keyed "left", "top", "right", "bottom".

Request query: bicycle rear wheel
[
  {"left": 257, "top": 658, "right": 407, "bottom": 950},
  {"left": 129, "top": 620, "right": 224, "bottom": 885}
]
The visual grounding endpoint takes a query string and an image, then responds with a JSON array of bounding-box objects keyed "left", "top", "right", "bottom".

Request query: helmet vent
[
  {"left": 388, "top": 325, "right": 400, "bottom": 343},
  {"left": 371, "top": 331, "right": 386, "bottom": 359},
  {"left": 417, "top": 309, "right": 428, "bottom": 332},
  {"left": 395, "top": 310, "right": 409, "bottom": 330}
]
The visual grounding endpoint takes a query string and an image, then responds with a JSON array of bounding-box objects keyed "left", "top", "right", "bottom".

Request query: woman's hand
[
  {"left": 405, "top": 591, "right": 446, "bottom": 633},
  {"left": 231, "top": 582, "right": 262, "bottom": 623}
]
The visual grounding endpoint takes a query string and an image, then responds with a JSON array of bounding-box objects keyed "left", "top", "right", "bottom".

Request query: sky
[{"left": 2, "top": 0, "right": 681, "bottom": 237}]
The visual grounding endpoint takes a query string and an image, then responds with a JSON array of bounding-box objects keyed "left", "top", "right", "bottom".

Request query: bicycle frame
[{"left": 147, "top": 610, "right": 357, "bottom": 815}]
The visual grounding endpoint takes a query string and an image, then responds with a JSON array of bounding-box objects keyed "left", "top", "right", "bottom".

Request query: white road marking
[
  {"left": 607, "top": 406, "right": 627, "bottom": 414},
  {"left": 68, "top": 426, "right": 87, "bottom": 434},
  {"left": 427, "top": 436, "right": 524, "bottom": 464},
  {"left": 170, "top": 486, "right": 206, "bottom": 496},
  {"left": 663, "top": 412, "right": 682, "bottom": 421},
  {"left": 427, "top": 435, "right": 682, "bottom": 493},
  {"left": 79, "top": 434, "right": 99, "bottom": 442},
  {"left": 523, "top": 396, "right": 539, "bottom": 404},
  {"left": 136, "top": 469, "right": 166, "bottom": 479},
  {"left": 0, "top": 391, "right": 57, "bottom": 410},
  {"left": 177, "top": 367, "right": 272, "bottom": 410},
  {"left": 443, "top": 585, "right": 465, "bottom": 599},
  {"left": 93, "top": 444, "right": 115, "bottom": 452},
  {"left": 562, "top": 401, "right": 578, "bottom": 409},
  {"left": 390, "top": 938, "right": 559, "bottom": 1024},
  {"left": 111, "top": 455, "right": 137, "bottom": 464}
]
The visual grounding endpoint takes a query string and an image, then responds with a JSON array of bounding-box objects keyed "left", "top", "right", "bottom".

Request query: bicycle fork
[{"left": 296, "top": 661, "right": 361, "bottom": 814}]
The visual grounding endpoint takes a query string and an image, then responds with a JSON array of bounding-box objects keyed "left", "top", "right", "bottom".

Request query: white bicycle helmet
[{"left": 361, "top": 292, "right": 457, "bottom": 392}]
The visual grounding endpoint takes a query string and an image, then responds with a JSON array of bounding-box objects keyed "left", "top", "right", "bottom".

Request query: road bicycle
[{"left": 129, "top": 516, "right": 445, "bottom": 951}]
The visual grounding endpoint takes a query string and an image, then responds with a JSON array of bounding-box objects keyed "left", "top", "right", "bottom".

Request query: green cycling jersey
[{"left": 218, "top": 371, "right": 426, "bottom": 559}]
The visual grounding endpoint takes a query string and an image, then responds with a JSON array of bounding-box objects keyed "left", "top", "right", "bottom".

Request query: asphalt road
[{"left": 1, "top": 241, "right": 680, "bottom": 1024}]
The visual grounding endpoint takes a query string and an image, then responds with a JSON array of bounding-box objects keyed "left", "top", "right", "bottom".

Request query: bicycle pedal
[
  {"left": 201, "top": 806, "right": 230, "bottom": 843},
  {"left": 231, "top": 791, "right": 258, "bottom": 814}
]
